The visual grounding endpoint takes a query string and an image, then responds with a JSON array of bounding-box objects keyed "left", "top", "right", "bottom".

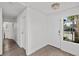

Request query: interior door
[
  {"left": 0, "top": 8, "right": 3, "bottom": 55},
  {"left": 18, "top": 15, "right": 25, "bottom": 48},
  {"left": 20, "top": 16, "right": 26, "bottom": 49}
]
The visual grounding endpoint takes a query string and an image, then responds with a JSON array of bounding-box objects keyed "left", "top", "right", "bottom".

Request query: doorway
[
  {"left": 3, "top": 22, "right": 17, "bottom": 52},
  {"left": 3, "top": 22, "right": 16, "bottom": 40}
]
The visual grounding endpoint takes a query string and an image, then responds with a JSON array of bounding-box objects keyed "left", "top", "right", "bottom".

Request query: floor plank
[
  {"left": 2, "top": 39, "right": 74, "bottom": 56},
  {"left": 30, "top": 45, "right": 74, "bottom": 56},
  {"left": 3, "top": 39, "right": 26, "bottom": 56}
]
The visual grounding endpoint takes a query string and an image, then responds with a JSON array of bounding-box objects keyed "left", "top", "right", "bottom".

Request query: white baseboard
[
  {"left": 48, "top": 43, "right": 60, "bottom": 49},
  {"left": 27, "top": 44, "right": 47, "bottom": 55}
]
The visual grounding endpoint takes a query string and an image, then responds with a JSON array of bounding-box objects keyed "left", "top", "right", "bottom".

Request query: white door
[
  {"left": 0, "top": 8, "right": 3, "bottom": 55},
  {"left": 17, "top": 15, "right": 26, "bottom": 49},
  {"left": 20, "top": 16, "right": 26, "bottom": 49},
  {"left": 20, "top": 19, "right": 24, "bottom": 48}
]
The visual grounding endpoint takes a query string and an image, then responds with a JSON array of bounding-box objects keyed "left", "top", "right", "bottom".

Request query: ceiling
[
  {"left": 24, "top": 2, "right": 79, "bottom": 15},
  {"left": 0, "top": 2, "right": 79, "bottom": 19},
  {"left": 0, "top": 2, "right": 25, "bottom": 19}
]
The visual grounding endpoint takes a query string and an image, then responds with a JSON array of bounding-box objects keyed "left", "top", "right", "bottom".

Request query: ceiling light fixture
[{"left": 51, "top": 3, "right": 60, "bottom": 10}]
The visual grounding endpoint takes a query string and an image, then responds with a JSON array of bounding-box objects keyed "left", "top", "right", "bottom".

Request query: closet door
[{"left": 0, "top": 8, "right": 3, "bottom": 55}]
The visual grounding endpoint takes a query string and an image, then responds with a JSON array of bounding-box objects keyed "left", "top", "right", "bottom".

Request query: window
[{"left": 63, "top": 15, "right": 79, "bottom": 43}]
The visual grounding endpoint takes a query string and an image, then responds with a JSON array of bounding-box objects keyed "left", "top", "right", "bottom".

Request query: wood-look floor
[
  {"left": 2, "top": 39, "right": 74, "bottom": 56},
  {"left": 30, "top": 45, "right": 74, "bottom": 56},
  {"left": 3, "top": 39, "right": 26, "bottom": 56}
]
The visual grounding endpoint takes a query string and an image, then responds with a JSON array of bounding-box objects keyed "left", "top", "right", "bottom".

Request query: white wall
[
  {"left": 48, "top": 14, "right": 61, "bottom": 48},
  {"left": 49, "top": 6, "right": 79, "bottom": 55},
  {"left": 26, "top": 7, "right": 49, "bottom": 55},
  {"left": 16, "top": 7, "right": 50, "bottom": 55}
]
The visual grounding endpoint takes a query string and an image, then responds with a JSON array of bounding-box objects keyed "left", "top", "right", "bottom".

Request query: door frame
[{"left": 0, "top": 8, "right": 3, "bottom": 55}]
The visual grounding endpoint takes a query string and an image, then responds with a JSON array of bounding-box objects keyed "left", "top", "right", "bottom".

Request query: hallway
[{"left": 3, "top": 39, "right": 26, "bottom": 56}]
